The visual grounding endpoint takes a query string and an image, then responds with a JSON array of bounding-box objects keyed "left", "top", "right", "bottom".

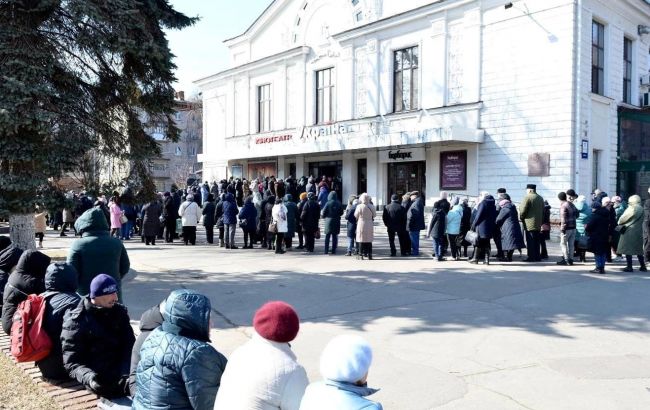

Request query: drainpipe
[{"left": 571, "top": 0, "right": 583, "bottom": 192}]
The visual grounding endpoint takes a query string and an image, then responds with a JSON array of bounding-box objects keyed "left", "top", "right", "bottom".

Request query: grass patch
[{"left": 0, "top": 354, "right": 61, "bottom": 410}]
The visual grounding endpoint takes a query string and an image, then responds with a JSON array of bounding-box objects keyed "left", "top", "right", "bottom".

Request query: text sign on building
[
  {"left": 379, "top": 147, "right": 426, "bottom": 163},
  {"left": 528, "top": 152, "right": 550, "bottom": 177},
  {"left": 440, "top": 150, "right": 467, "bottom": 190},
  {"left": 255, "top": 134, "right": 293, "bottom": 145},
  {"left": 300, "top": 123, "right": 354, "bottom": 141}
]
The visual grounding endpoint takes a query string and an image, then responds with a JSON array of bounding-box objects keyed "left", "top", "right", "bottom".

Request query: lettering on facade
[
  {"left": 300, "top": 123, "right": 353, "bottom": 141},
  {"left": 255, "top": 134, "right": 293, "bottom": 144},
  {"left": 388, "top": 150, "right": 413, "bottom": 160}
]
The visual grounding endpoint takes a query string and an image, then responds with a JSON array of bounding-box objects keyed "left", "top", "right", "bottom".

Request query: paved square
[{"left": 43, "top": 229, "right": 650, "bottom": 409}]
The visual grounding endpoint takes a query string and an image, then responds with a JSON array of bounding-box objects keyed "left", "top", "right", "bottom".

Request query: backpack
[{"left": 10, "top": 292, "right": 54, "bottom": 362}]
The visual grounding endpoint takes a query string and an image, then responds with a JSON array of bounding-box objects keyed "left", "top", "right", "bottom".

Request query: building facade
[{"left": 197, "top": 0, "right": 650, "bottom": 206}]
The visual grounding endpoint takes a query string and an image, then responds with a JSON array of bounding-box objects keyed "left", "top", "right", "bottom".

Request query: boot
[
  {"left": 639, "top": 256, "right": 647, "bottom": 272},
  {"left": 367, "top": 244, "right": 373, "bottom": 260},
  {"left": 219, "top": 239, "right": 224, "bottom": 248}
]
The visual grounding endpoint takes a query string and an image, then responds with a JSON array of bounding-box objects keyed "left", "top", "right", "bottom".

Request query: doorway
[
  {"left": 357, "top": 158, "right": 367, "bottom": 195},
  {"left": 387, "top": 161, "right": 426, "bottom": 203},
  {"left": 308, "top": 160, "right": 343, "bottom": 199}
]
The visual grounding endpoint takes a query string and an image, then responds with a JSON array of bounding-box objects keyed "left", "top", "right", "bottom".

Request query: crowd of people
[{"left": 0, "top": 232, "right": 383, "bottom": 408}]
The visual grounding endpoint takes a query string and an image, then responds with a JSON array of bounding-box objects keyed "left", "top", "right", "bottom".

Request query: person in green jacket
[
  {"left": 617, "top": 194, "right": 647, "bottom": 272},
  {"left": 519, "top": 184, "right": 545, "bottom": 262},
  {"left": 67, "top": 208, "right": 130, "bottom": 302}
]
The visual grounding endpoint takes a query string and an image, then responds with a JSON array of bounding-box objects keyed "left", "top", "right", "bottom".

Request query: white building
[{"left": 196, "top": 0, "right": 650, "bottom": 206}]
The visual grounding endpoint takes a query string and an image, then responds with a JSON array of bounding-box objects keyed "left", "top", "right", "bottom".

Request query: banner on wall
[
  {"left": 440, "top": 150, "right": 467, "bottom": 190},
  {"left": 378, "top": 147, "right": 426, "bottom": 163}
]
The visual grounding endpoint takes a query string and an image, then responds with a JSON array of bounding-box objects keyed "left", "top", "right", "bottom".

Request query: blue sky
[{"left": 165, "top": 0, "right": 272, "bottom": 98}]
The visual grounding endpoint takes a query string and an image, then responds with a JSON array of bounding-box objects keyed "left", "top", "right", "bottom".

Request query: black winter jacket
[
  {"left": 61, "top": 297, "right": 135, "bottom": 390},
  {"left": 2, "top": 250, "right": 51, "bottom": 334},
  {"left": 37, "top": 263, "right": 81, "bottom": 380},
  {"left": 202, "top": 200, "right": 216, "bottom": 226},
  {"left": 407, "top": 197, "right": 426, "bottom": 232},
  {"left": 128, "top": 304, "right": 164, "bottom": 396},
  {"left": 301, "top": 198, "right": 321, "bottom": 233},
  {"left": 141, "top": 201, "right": 162, "bottom": 237},
  {"left": 0, "top": 246, "right": 23, "bottom": 307},
  {"left": 383, "top": 200, "right": 407, "bottom": 232},
  {"left": 586, "top": 207, "right": 611, "bottom": 254},
  {"left": 427, "top": 208, "right": 447, "bottom": 240}
]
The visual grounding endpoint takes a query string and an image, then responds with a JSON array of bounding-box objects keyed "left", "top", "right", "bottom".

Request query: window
[
  {"left": 257, "top": 84, "right": 271, "bottom": 132},
  {"left": 592, "top": 149, "right": 601, "bottom": 192},
  {"left": 623, "top": 37, "right": 633, "bottom": 104},
  {"left": 393, "top": 46, "right": 419, "bottom": 112},
  {"left": 316, "top": 68, "right": 335, "bottom": 124},
  {"left": 592, "top": 21, "right": 605, "bottom": 95}
]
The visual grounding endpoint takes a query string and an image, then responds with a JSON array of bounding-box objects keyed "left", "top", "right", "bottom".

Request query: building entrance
[
  {"left": 308, "top": 160, "right": 343, "bottom": 200},
  {"left": 387, "top": 161, "right": 426, "bottom": 203}
]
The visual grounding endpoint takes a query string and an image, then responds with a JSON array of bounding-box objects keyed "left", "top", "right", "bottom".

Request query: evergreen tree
[{"left": 0, "top": 0, "right": 196, "bottom": 249}]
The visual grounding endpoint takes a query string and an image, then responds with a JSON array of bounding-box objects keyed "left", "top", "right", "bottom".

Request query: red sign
[{"left": 255, "top": 134, "right": 293, "bottom": 144}]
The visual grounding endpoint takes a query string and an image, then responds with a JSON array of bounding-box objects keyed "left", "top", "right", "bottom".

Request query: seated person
[
  {"left": 37, "top": 263, "right": 81, "bottom": 380},
  {"left": 128, "top": 300, "right": 164, "bottom": 397},
  {"left": 0, "top": 246, "right": 23, "bottom": 307},
  {"left": 61, "top": 274, "right": 135, "bottom": 398},
  {"left": 300, "top": 335, "right": 383, "bottom": 410},
  {"left": 133, "top": 289, "right": 227, "bottom": 409},
  {"left": 2, "top": 249, "right": 51, "bottom": 334}
]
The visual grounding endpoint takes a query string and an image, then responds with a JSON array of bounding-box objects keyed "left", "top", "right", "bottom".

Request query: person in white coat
[
  {"left": 214, "top": 301, "right": 308, "bottom": 410},
  {"left": 178, "top": 194, "right": 201, "bottom": 245},
  {"left": 272, "top": 198, "right": 289, "bottom": 254}
]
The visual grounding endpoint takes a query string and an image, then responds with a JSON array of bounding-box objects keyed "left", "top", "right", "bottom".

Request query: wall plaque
[{"left": 528, "top": 153, "right": 550, "bottom": 177}]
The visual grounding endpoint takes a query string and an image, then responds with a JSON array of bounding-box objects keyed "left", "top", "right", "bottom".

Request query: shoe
[
  {"left": 640, "top": 265, "right": 648, "bottom": 272},
  {"left": 275, "top": 250, "right": 285, "bottom": 254},
  {"left": 622, "top": 266, "right": 633, "bottom": 272},
  {"left": 568, "top": 259, "right": 574, "bottom": 266},
  {"left": 231, "top": 246, "right": 239, "bottom": 249},
  {"left": 556, "top": 259, "right": 568, "bottom": 266},
  {"left": 297, "top": 245, "right": 304, "bottom": 249},
  {"left": 345, "top": 251, "right": 352, "bottom": 256},
  {"left": 468, "top": 259, "right": 479, "bottom": 264},
  {"left": 368, "top": 254, "right": 373, "bottom": 260},
  {"left": 589, "top": 268, "right": 605, "bottom": 274},
  {"left": 437, "top": 258, "right": 446, "bottom": 262}
]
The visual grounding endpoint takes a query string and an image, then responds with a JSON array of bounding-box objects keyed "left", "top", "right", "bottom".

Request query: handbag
[
  {"left": 615, "top": 225, "right": 627, "bottom": 234},
  {"left": 314, "top": 228, "right": 321, "bottom": 239},
  {"left": 268, "top": 222, "right": 278, "bottom": 234},
  {"left": 464, "top": 230, "right": 478, "bottom": 246},
  {"left": 239, "top": 218, "right": 248, "bottom": 228},
  {"left": 577, "top": 235, "right": 590, "bottom": 250},
  {"left": 119, "top": 214, "right": 128, "bottom": 224},
  {"left": 541, "top": 223, "right": 551, "bottom": 233}
]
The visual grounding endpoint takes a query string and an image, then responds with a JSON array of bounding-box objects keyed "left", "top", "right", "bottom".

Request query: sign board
[
  {"left": 440, "top": 150, "right": 467, "bottom": 190},
  {"left": 581, "top": 139, "right": 589, "bottom": 159},
  {"left": 379, "top": 147, "right": 426, "bottom": 163},
  {"left": 528, "top": 153, "right": 550, "bottom": 177}
]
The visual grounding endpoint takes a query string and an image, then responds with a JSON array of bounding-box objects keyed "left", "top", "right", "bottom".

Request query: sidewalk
[{"left": 39, "top": 228, "right": 650, "bottom": 410}]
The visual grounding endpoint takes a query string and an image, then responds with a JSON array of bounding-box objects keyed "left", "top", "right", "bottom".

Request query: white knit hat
[{"left": 320, "top": 335, "right": 373, "bottom": 383}]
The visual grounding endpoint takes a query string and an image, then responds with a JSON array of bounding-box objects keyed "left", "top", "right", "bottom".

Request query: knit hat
[
  {"left": 526, "top": 184, "right": 536, "bottom": 190},
  {"left": 558, "top": 192, "right": 567, "bottom": 201},
  {"left": 497, "top": 188, "right": 507, "bottom": 194},
  {"left": 566, "top": 189, "right": 577, "bottom": 198},
  {"left": 90, "top": 274, "right": 118, "bottom": 298},
  {"left": 299, "top": 192, "right": 308, "bottom": 201},
  {"left": 320, "top": 335, "right": 373, "bottom": 383},
  {"left": 253, "top": 301, "right": 300, "bottom": 343}
]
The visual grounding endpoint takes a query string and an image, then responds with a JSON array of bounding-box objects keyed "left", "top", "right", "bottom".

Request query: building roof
[{"left": 223, "top": 0, "right": 277, "bottom": 44}]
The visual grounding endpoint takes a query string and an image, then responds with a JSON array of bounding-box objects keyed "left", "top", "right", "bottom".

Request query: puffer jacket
[
  {"left": 238, "top": 198, "right": 258, "bottom": 234},
  {"left": 214, "top": 332, "right": 308, "bottom": 410},
  {"left": 299, "top": 380, "right": 382, "bottom": 410},
  {"left": 407, "top": 197, "right": 425, "bottom": 232},
  {"left": 222, "top": 193, "right": 239, "bottom": 225},
  {"left": 445, "top": 204, "right": 462, "bottom": 235},
  {"left": 321, "top": 192, "right": 344, "bottom": 236},
  {"left": 61, "top": 297, "right": 135, "bottom": 391},
  {"left": 301, "top": 198, "right": 321, "bottom": 233},
  {"left": 426, "top": 207, "right": 446, "bottom": 240},
  {"left": 0, "top": 246, "right": 23, "bottom": 308},
  {"left": 133, "top": 290, "right": 227, "bottom": 410},
  {"left": 37, "top": 263, "right": 81, "bottom": 380},
  {"left": 68, "top": 208, "right": 130, "bottom": 301},
  {"left": 2, "top": 250, "right": 51, "bottom": 334},
  {"left": 129, "top": 304, "right": 164, "bottom": 397},
  {"left": 575, "top": 198, "right": 592, "bottom": 237},
  {"left": 284, "top": 195, "right": 298, "bottom": 238},
  {"left": 179, "top": 200, "right": 202, "bottom": 227}
]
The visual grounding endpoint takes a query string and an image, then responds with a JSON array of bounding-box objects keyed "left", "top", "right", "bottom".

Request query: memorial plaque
[
  {"left": 440, "top": 150, "right": 467, "bottom": 190},
  {"left": 528, "top": 153, "right": 550, "bottom": 177}
]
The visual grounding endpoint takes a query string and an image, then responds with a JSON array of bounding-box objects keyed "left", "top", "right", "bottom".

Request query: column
[
  {"left": 342, "top": 152, "right": 354, "bottom": 201},
  {"left": 366, "top": 149, "right": 379, "bottom": 203},
  {"left": 295, "top": 155, "right": 306, "bottom": 178},
  {"left": 277, "top": 158, "right": 286, "bottom": 179}
]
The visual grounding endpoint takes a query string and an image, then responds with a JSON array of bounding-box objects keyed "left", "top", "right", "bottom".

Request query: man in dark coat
[
  {"left": 301, "top": 192, "right": 321, "bottom": 253},
  {"left": 321, "top": 191, "right": 344, "bottom": 255},
  {"left": 129, "top": 301, "right": 164, "bottom": 396},
  {"left": 586, "top": 201, "right": 611, "bottom": 274},
  {"left": 163, "top": 192, "right": 178, "bottom": 243},
  {"left": 519, "top": 184, "right": 545, "bottom": 262},
  {"left": 495, "top": 195, "right": 525, "bottom": 262},
  {"left": 141, "top": 198, "right": 162, "bottom": 246},
  {"left": 214, "top": 193, "right": 226, "bottom": 247},
  {"left": 427, "top": 201, "right": 447, "bottom": 261},
  {"left": 383, "top": 194, "right": 408, "bottom": 256},
  {"left": 263, "top": 194, "right": 276, "bottom": 250},
  {"left": 406, "top": 193, "right": 425, "bottom": 256},
  {"left": 296, "top": 193, "right": 308, "bottom": 249},
  {"left": 223, "top": 193, "right": 239, "bottom": 249},
  {"left": 67, "top": 208, "right": 130, "bottom": 301},
  {"left": 493, "top": 188, "right": 507, "bottom": 259},
  {"left": 37, "top": 263, "right": 81, "bottom": 380},
  {"left": 469, "top": 193, "right": 497, "bottom": 264},
  {"left": 284, "top": 194, "right": 298, "bottom": 249},
  {"left": 2, "top": 249, "right": 51, "bottom": 334},
  {"left": 61, "top": 274, "right": 135, "bottom": 398},
  {"left": 202, "top": 194, "right": 217, "bottom": 244}
]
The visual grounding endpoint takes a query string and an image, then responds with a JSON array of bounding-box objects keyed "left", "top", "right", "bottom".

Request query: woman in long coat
[
  {"left": 585, "top": 201, "right": 610, "bottom": 274},
  {"left": 617, "top": 194, "right": 647, "bottom": 272},
  {"left": 283, "top": 194, "right": 297, "bottom": 249},
  {"left": 495, "top": 195, "right": 525, "bottom": 261},
  {"left": 238, "top": 196, "right": 257, "bottom": 248},
  {"left": 469, "top": 193, "right": 496, "bottom": 264},
  {"left": 271, "top": 198, "right": 288, "bottom": 254},
  {"left": 574, "top": 195, "right": 591, "bottom": 263},
  {"left": 321, "top": 192, "right": 344, "bottom": 255},
  {"left": 354, "top": 193, "right": 377, "bottom": 260},
  {"left": 141, "top": 199, "right": 162, "bottom": 245},
  {"left": 109, "top": 197, "right": 123, "bottom": 238},
  {"left": 345, "top": 196, "right": 358, "bottom": 256}
]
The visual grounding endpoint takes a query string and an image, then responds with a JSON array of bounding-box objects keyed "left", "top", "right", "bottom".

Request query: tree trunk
[{"left": 9, "top": 214, "right": 36, "bottom": 251}]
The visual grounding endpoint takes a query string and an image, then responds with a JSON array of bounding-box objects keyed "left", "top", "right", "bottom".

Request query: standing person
[
  {"left": 321, "top": 192, "right": 344, "bottom": 255},
  {"left": 426, "top": 201, "right": 447, "bottom": 261},
  {"left": 383, "top": 194, "right": 407, "bottom": 257},
  {"left": 2, "top": 250, "right": 51, "bottom": 334},
  {"left": 239, "top": 197, "right": 258, "bottom": 249},
  {"left": 284, "top": 195, "right": 298, "bottom": 250},
  {"left": 445, "top": 197, "right": 463, "bottom": 261},
  {"left": 108, "top": 196, "right": 123, "bottom": 239},
  {"left": 644, "top": 188, "right": 650, "bottom": 264},
  {"left": 162, "top": 192, "right": 177, "bottom": 243},
  {"left": 519, "top": 184, "right": 545, "bottom": 262},
  {"left": 617, "top": 194, "right": 647, "bottom": 272},
  {"left": 574, "top": 193, "right": 591, "bottom": 263},
  {"left": 133, "top": 290, "right": 228, "bottom": 410},
  {"left": 613, "top": 195, "right": 627, "bottom": 261},
  {"left": 495, "top": 194, "right": 525, "bottom": 262},
  {"left": 37, "top": 263, "right": 81, "bottom": 380},
  {"left": 215, "top": 193, "right": 226, "bottom": 247},
  {"left": 61, "top": 274, "right": 135, "bottom": 398},
  {"left": 493, "top": 188, "right": 507, "bottom": 260},
  {"left": 354, "top": 193, "right": 377, "bottom": 260},
  {"left": 459, "top": 198, "right": 472, "bottom": 257},
  {"left": 540, "top": 200, "right": 551, "bottom": 259},
  {"left": 202, "top": 194, "right": 216, "bottom": 244},
  {"left": 120, "top": 203, "right": 137, "bottom": 240},
  {"left": 34, "top": 207, "right": 47, "bottom": 248},
  {"left": 271, "top": 198, "right": 288, "bottom": 254},
  {"left": 317, "top": 186, "right": 329, "bottom": 210},
  {"left": 437, "top": 192, "right": 451, "bottom": 255},
  {"left": 223, "top": 193, "right": 239, "bottom": 249},
  {"left": 401, "top": 193, "right": 413, "bottom": 255},
  {"left": 469, "top": 192, "right": 497, "bottom": 264},
  {"left": 406, "top": 192, "right": 425, "bottom": 256},
  {"left": 179, "top": 194, "right": 201, "bottom": 246},
  {"left": 601, "top": 197, "right": 617, "bottom": 262},
  {"left": 300, "top": 192, "right": 321, "bottom": 253},
  {"left": 253, "top": 191, "right": 265, "bottom": 247},
  {"left": 585, "top": 200, "right": 610, "bottom": 274},
  {"left": 296, "top": 193, "right": 308, "bottom": 249},
  {"left": 214, "top": 301, "right": 309, "bottom": 410},
  {"left": 299, "top": 335, "right": 382, "bottom": 410},
  {"left": 68, "top": 208, "right": 130, "bottom": 302},
  {"left": 557, "top": 192, "right": 577, "bottom": 266},
  {"left": 140, "top": 198, "right": 161, "bottom": 246},
  {"left": 345, "top": 197, "right": 359, "bottom": 257},
  {"left": 264, "top": 194, "right": 277, "bottom": 251},
  {"left": 305, "top": 177, "right": 317, "bottom": 196},
  {"left": 201, "top": 181, "right": 209, "bottom": 205}
]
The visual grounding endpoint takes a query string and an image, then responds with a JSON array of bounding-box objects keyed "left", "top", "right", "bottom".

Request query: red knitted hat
[{"left": 253, "top": 301, "right": 300, "bottom": 343}]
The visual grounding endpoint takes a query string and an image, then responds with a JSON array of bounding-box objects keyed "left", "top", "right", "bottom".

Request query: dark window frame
[
  {"left": 257, "top": 84, "right": 271, "bottom": 133},
  {"left": 393, "top": 46, "right": 419, "bottom": 113},
  {"left": 315, "top": 68, "right": 335, "bottom": 124},
  {"left": 623, "top": 37, "right": 633, "bottom": 104},
  {"left": 591, "top": 20, "right": 605, "bottom": 95}
]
